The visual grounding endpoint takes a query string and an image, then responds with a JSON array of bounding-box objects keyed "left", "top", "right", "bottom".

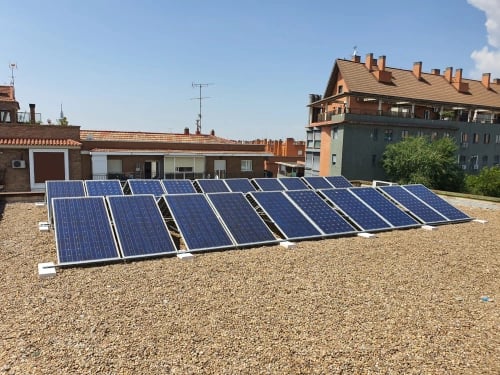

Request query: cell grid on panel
[{"left": 161, "top": 179, "right": 197, "bottom": 194}]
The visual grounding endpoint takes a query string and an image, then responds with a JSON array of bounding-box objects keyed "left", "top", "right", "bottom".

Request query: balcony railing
[{"left": 17, "top": 111, "right": 42, "bottom": 124}]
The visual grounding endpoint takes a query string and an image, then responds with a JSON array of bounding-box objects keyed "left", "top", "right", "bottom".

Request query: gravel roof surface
[{"left": 0, "top": 201, "right": 498, "bottom": 374}]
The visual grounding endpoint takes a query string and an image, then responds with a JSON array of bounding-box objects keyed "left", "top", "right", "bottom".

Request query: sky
[{"left": 3, "top": 0, "right": 500, "bottom": 141}]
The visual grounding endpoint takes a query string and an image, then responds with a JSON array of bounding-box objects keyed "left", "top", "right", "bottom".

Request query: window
[
  {"left": 401, "top": 130, "right": 409, "bottom": 140},
  {"left": 371, "top": 128, "right": 378, "bottom": 141},
  {"left": 307, "top": 132, "right": 314, "bottom": 148},
  {"left": 332, "top": 127, "right": 339, "bottom": 140},
  {"left": 337, "top": 85, "right": 343, "bottom": 94},
  {"left": 384, "top": 129, "right": 393, "bottom": 141},
  {"left": 496, "top": 134, "right": 500, "bottom": 144},
  {"left": 241, "top": 160, "right": 252, "bottom": 172},
  {"left": 443, "top": 132, "right": 450, "bottom": 138},
  {"left": 484, "top": 133, "right": 491, "bottom": 144},
  {"left": 482, "top": 155, "right": 488, "bottom": 166},
  {"left": 297, "top": 150, "right": 303, "bottom": 156},
  {"left": 473, "top": 133, "right": 480, "bottom": 144},
  {"left": 0, "top": 110, "right": 11, "bottom": 123},
  {"left": 424, "top": 110, "right": 430, "bottom": 120},
  {"left": 494, "top": 155, "right": 499, "bottom": 165},
  {"left": 461, "top": 132, "right": 469, "bottom": 143},
  {"left": 331, "top": 154, "right": 337, "bottom": 165}
]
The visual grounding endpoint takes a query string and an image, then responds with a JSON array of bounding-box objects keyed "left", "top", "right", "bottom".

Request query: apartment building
[{"left": 305, "top": 53, "right": 500, "bottom": 181}]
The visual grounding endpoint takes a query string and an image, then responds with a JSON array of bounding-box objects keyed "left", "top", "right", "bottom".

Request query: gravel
[{"left": 0, "top": 200, "right": 499, "bottom": 374}]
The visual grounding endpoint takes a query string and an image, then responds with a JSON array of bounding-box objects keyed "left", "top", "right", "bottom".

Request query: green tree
[
  {"left": 464, "top": 166, "right": 500, "bottom": 197},
  {"left": 382, "top": 136, "right": 464, "bottom": 191}
]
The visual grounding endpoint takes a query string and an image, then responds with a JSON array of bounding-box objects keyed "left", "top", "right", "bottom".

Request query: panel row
[{"left": 50, "top": 184, "right": 472, "bottom": 267}]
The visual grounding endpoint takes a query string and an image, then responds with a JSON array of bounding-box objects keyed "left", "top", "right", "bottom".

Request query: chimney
[
  {"left": 482, "top": 73, "right": 491, "bottom": 89},
  {"left": 29, "top": 104, "right": 36, "bottom": 125},
  {"left": 493, "top": 78, "right": 500, "bottom": 85},
  {"left": 444, "top": 67, "right": 453, "bottom": 83},
  {"left": 210, "top": 129, "right": 215, "bottom": 136},
  {"left": 377, "top": 55, "right": 386, "bottom": 71},
  {"left": 413, "top": 61, "right": 422, "bottom": 80},
  {"left": 352, "top": 55, "right": 360, "bottom": 63},
  {"left": 431, "top": 68, "right": 440, "bottom": 75},
  {"left": 184, "top": 127, "right": 189, "bottom": 135},
  {"left": 452, "top": 68, "right": 469, "bottom": 93},
  {"left": 365, "top": 53, "right": 374, "bottom": 71}
]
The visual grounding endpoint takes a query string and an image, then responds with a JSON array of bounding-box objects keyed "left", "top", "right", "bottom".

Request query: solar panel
[
  {"left": 279, "top": 177, "right": 309, "bottom": 191},
  {"left": 302, "top": 176, "right": 334, "bottom": 190},
  {"left": 126, "top": 179, "right": 165, "bottom": 197},
  {"left": 325, "top": 176, "right": 353, "bottom": 188},
  {"left": 320, "top": 188, "right": 392, "bottom": 232},
  {"left": 248, "top": 191, "right": 322, "bottom": 240},
  {"left": 161, "top": 179, "right": 197, "bottom": 194},
  {"left": 378, "top": 185, "right": 448, "bottom": 225},
  {"left": 403, "top": 184, "right": 472, "bottom": 222},
  {"left": 85, "top": 180, "right": 124, "bottom": 196},
  {"left": 206, "top": 192, "right": 277, "bottom": 246},
  {"left": 46, "top": 180, "right": 86, "bottom": 222},
  {"left": 52, "top": 197, "right": 121, "bottom": 265},
  {"left": 251, "top": 178, "right": 286, "bottom": 191},
  {"left": 107, "top": 195, "right": 177, "bottom": 258},
  {"left": 224, "top": 178, "right": 256, "bottom": 193},
  {"left": 161, "top": 194, "right": 234, "bottom": 251},
  {"left": 284, "top": 190, "right": 358, "bottom": 236},
  {"left": 195, "top": 179, "right": 231, "bottom": 193},
  {"left": 349, "top": 187, "right": 420, "bottom": 228}
]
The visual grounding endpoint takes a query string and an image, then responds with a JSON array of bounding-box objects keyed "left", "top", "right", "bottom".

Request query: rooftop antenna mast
[
  {"left": 9, "top": 62, "right": 17, "bottom": 86},
  {"left": 191, "top": 82, "right": 213, "bottom": 134}
]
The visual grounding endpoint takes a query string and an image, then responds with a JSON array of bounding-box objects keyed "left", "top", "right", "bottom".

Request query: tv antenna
[
  {"left": 191, "top": 82, "right": 213, "bottom": 134},
  {"left": 352, "top": 46, "right": 358, "bottom": 57},
  {"left": 9, "top": 62, "right": 17, "bottom": 86}
]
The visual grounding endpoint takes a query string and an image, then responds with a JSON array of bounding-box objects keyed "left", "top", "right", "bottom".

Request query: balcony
[{"left": 17, "top": 111, "right": 42, "bottom": 124}]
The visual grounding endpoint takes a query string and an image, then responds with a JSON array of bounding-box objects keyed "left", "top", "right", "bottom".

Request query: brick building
[
  {"left": 0, "top": 85, "right": 272, "bottom": 192},
  {"left": 306, "top": 53, "right": 500, "bottom": 180}
]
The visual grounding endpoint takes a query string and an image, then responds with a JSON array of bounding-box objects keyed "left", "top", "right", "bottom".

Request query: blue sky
[{"left": 3, "top": 0, "right": 500, "bottom": 141}]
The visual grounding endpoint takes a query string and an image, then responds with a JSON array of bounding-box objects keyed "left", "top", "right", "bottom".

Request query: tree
[
  {"left": 382, "top": 136, "right": 464, "bottom": 191},
  {"left": 58, "top": 117, "right": 68, "bottom": 126},
  {"left": 464, "top": 166, "right": 500, "bottom": 197}
]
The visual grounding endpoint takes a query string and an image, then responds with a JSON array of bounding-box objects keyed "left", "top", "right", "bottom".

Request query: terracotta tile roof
[
  {"left": 0, "top": 86, "right": 15, "bottom": 101},
  {"left": 80, "top": 130, "right": 238, "bottom": 144},
  {"left": 333, "top": 59, "right": 500, "bottom": 109},
  {"left": 90, "top": 148, "right": 272, "bottom": 156},
  {"left": 0, "top": 138, "right": 81, "bottom": 147}
]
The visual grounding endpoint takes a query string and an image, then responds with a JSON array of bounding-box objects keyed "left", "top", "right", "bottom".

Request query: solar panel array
[
  {"left": 45, "top": 178, "right": 472, "bottom": 267},
  {"left": 302, "top": 176, "right": 334, "bottom": 190},
  {"left": 325, "top": 176, "right": 353, "bottom": 188}
]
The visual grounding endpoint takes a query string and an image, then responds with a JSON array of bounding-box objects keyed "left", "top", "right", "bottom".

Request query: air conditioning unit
[{"left": 11, "top": 160, "right": 26, "bottom": 169}]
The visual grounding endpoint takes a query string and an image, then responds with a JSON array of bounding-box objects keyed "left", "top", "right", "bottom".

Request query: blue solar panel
[
  {"left": 161, "top": 179, "right": 197, "bottom": 194},
  {"left": 195, "top": 179, "right": 230, "bottom": 193},
  {"left": 126, "top": 179, "right": 165, "bottom": 197},
  {"left": 52, "top": 197, "right": 120, "bottom": 265},
  {"left": 279, "top": 177, "right": 309, "bottom": 191},
  {"left": 403, "top": 184, "right": 472, "bottom": 222},
  {"left": 107, "top": 195, "right": 177, "bottom": 258},
  {"left": 252, "top": 178, "right": 286, "bottom": 191},
  {"left": 248, "top": 191, "right": 322, "bottom": 240},
  {"left": 85, "top": 180, "right": 124, "bottom": 196},
  {"left": 378, "top": 185, "right": 448, "bottom": 225},
  {"left": 162, "top": 194, "right": 234, "bottom": 251},
  {"left": 325, "top": 176, "right": 353, "bottom": 188},
  {"left": 320, "top": 188, "right": 392, "bottom": 232},
  {"left": 302, "top": 177, "right": 334, "bottom": 189},
  {"left": 46, "top": 180, "right": 86, "bottom": 221},
  {"left": 206, "top": 192, "right": 277, "bottom": 246},
  {"left": 224, "top": 178, "right": 256, "bottom": 193},
  {"left": 284, "top": 190, "right": 358, "bottom": 236},
  {"left": 349, "top": 187, "right": 420, "bottom": 228}
]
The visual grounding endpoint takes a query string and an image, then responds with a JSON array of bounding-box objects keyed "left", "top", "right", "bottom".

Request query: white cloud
[{"left": 468, "top": 0, "right": 500, "bottom": 78}]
